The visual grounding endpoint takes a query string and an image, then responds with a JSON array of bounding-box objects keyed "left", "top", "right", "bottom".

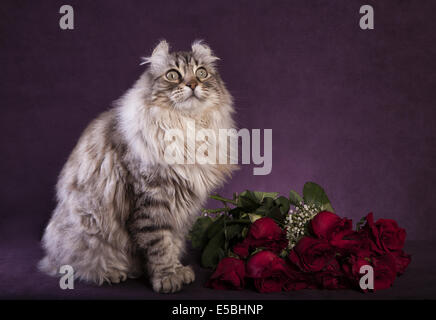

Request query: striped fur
[{"left": 38, "top": 41, "right": 237, "bottom": 293}]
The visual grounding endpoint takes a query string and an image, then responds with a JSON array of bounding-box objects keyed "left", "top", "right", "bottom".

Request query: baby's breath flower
[{"left": 285, "top": 202, "right": 321, "bottom": 249}]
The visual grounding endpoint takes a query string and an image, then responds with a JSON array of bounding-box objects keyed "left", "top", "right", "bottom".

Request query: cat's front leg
[
  {"left": 148, "top": 240, "right": 195, "bottom": 293},
  {"left": 128, "top": 203, "right": 195, "bottom": 293},
  {"left": 146, "top": 230, "right": 195, "bottom": 293}
]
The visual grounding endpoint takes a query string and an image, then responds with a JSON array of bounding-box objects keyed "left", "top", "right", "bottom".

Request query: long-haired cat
[{"left": 38, "top": 40, "right": 236, "bottom": 293}]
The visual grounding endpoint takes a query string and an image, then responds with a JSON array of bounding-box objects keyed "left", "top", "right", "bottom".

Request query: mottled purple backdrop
[{"left": 1, "top": 0, "right": 435, "bottom": 246}]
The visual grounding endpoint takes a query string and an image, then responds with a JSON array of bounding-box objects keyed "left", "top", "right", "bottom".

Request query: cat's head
[{"left": 141, "top": 40, "right": 229, "bottom": 111}]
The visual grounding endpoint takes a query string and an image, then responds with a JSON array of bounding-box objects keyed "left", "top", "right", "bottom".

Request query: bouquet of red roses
[{"left": 189, "top": 182, "right": 411, "bottom": 292}]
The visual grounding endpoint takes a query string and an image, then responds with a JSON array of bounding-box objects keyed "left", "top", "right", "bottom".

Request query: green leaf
[
  {"left": 237, "top": 191, "right": 260, "bottom": 210},
  {"left": 241, "top": 226, "right": 249, "bottom": 238},
  {"left": 201, "top": 230, "right": 225, "bottom": 268},
  {"left": 289, "top": 190, "right": 303, "bottom": 206},
  {"left": 253, "top": 197, "right": 275, "bottom": 216},
  {"left": 248, "top": 213, "right": 263, "bottom": 223},
  {"left": 254, "top": 206, "right": 268, "bottom": 216},
  {"left": 250, "top": 247, "right": 264, "bottom": 256},
  {"left": 224, "top": 224, "right": 242, "bottom": 241},
  {"left": 217, "top": 248, "right": 226, "bottom": 261},
  {"left": 275, "top": 196, "right": 290, "bottom": 215},
  {"left": 227, "top": 251, "right": 239, "bottom": 258},
  {"left": 206, "top": 215, "right": 225, "bottom": 239},
  {"left": 189, "top": 216, "right": 213, "bottom": 249},
  {"left": 303, "top": 182, "right": 334, "bottom": 212},
  {"left": 265, "top": 206, "right": 283, "bottom": 223},
  {"left": 321, "top": 202, "right": 335, "bottom": 212},
  {"left": 237, "top": 190, "right": 279, "bottom": 210},
  {"left": 228, "top": 207, "right": 243, "bottom": 219},
  {"left": 279, "top": 249, "right": 288, "bottom": 258},
  {"left": 253, "top": 191, "right": 279, "bottom": 203},
  {"left": 262, "top": 197, "right": 275, "bottom": 209},
  {"left": 356, "top": 216, "right": 366, "bottom": 231}
]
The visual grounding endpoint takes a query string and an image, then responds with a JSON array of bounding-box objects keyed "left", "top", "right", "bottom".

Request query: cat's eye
[
  {"left": 166, "top": 70, "right": 180, "bottom": 81},
  {"left": 196, "top": 67, "right": 208, "bottom": 79}
]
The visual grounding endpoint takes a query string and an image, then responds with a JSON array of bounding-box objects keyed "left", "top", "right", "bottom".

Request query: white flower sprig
[{"left": 285, "top": 202, "right": 321, "bottom": 249}]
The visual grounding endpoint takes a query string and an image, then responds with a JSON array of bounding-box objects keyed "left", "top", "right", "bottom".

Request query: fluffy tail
[{"left": 37, "top": 256, "right": 58, "bottom": 276}]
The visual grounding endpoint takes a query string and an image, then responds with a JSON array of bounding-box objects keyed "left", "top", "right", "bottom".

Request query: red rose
[
  {"left": 248, "top": 218, "right": 288, "bottom": 253},
  {"left": 361, "top": 212, "right": 407, "bottom": 253},
  {"left": 246, "top": 250, "right": 290, "bottom": 293},
  {"left": 311, "top": 211, "right": 340, "bottom": 237},
  {"left": 390, "top": 250, "right": 411, "bottom": 275},
  {"left": 289, "top": 237, "right": 336, "bottom": 272},
  {"left": 341, "top": 255, "right": 372, "bottom": 286},
  {"left": 311, "top": 211, "right": 353, "bottom": 240},
  {"left": 330, "top": 230, "right": 374, "bottom": 258},
  {"left": 310, "top": 212, "right": 375, "bottom": 258},
  {"left": 232, "top": 241, "right": 250, "bottom": 259},
  {"left": 372, "top": 254, "right": 397, "bottom": 290},
  {"left": 233, "top": 217, "right": 287, "bottom": 258},
  {"left": 249, "top": 217, "right": 283, "bottom": 240},
  {"left": 314, "top": 259, "right": 347, "bottom": 289},
  {"left": 206, "top": 257, "right": 245, "bottom": 290},
  {"left": 283, "top": 265, "right": 314, "bottom": 291},
  {"left": 342, "top": 254, "right": 397, "bottom": 291}
]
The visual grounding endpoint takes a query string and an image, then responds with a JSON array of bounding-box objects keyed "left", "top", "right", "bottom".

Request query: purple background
[
  {"left": 1, "top": 0, "right": 436, "bottom": 300},
  {"left": 1, "top": 0, "right": 436, "bottom": 297}
]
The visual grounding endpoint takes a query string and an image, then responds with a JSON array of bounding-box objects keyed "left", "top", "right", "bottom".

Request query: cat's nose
[{"left": 186, "top": 80, "right": 198, "bottom": 90}]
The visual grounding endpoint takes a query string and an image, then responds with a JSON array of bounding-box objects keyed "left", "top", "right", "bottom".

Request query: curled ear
[
  {"left": 140, "top": 40, "right": 170, "bottom": 74},
  {"left": 191, "top": 40, "right": 219, "bottom": 64}
]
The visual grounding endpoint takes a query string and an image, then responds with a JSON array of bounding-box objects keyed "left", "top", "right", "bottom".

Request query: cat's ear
[
  {"left": 141, "top": 40, "right": 170, "bottom": 74},
  {"left": 191, "top": 40, "right": 219, "bottom": 65}
]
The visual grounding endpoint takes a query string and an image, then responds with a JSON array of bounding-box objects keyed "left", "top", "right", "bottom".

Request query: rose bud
[
  {"left": 311, "top": 211, "right": 353, "bottom": 240},
  {"left": 206, "top": 257, "right": 245, "bottom": 290},
  {"left": 246, "top": 250, "right": 291, "bottom": 293},
  {"left": 288, "top": 237, "right": 336, "bottom": 272},
  {"left": 361, "top": 212, "right": 407, "bottom": 253}
]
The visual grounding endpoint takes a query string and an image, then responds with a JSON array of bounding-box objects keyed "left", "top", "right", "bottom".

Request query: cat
[{"left": 38, "top": 40, "right": 237, "bottom": 293}]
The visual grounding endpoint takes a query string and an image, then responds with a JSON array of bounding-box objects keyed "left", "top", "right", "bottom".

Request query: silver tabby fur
[{"left": 38, "top": 40, "right": 236, "bottom": 293}]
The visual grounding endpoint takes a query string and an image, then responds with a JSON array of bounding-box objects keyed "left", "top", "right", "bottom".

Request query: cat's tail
[{"left": 37, "top": 256, "right": 58, "bottom": 276}]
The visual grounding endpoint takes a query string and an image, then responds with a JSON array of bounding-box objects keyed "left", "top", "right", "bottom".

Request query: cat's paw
[
  {"left": 151, "top": 272, "right": 184, "bottom": 293},
  {"left": 104, "top": 269, "right": 128, "bottom": 284},
  {"left": 176, "top": 265, "right": 195, "bottom": 285},
  {"left": 149, "top": 264, "right": 196, "bottom": 293},
  {"left": 151, "top": 266, "right": 195, "bottom": 294}
]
